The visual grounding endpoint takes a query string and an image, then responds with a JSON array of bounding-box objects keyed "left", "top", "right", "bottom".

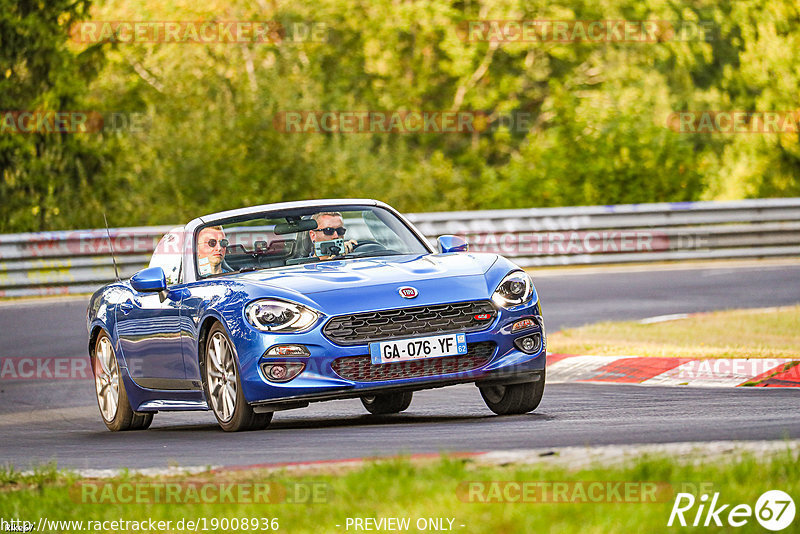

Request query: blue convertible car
[{"left": 87, "top": 200, "right": 546, "bottom": 431}]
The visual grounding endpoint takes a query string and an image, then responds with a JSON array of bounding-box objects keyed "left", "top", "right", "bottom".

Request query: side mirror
[
  {"left": 437, "top": 235, "right": 469, "bottom": 253},
  {"left": 131, "top": 267, "right": 167, "bottom": 293}
]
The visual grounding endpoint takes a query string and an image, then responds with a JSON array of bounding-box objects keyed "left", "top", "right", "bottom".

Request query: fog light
[
  {"left": 514, "top": 333, "right": 541, "bottom": 354},
  {"left": 511, "top": 318, "right": 536, "bottom": 333},
  {"left": 261, "top": 362, "right": 305, "bottom": 383},
  {"left": 266, "top": 344, "right": 310, "bottom": 356}
]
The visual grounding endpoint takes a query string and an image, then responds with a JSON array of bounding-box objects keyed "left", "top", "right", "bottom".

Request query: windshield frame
[{"left": 191, "top": 203, "right": 434, "bottom": 280}]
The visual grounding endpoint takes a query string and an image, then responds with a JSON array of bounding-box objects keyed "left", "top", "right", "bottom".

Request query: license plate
[{"left": 369, "top": 333, "right": 468, "bottom": 365}]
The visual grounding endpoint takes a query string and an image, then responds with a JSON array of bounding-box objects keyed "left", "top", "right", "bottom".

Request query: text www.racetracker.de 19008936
[{"left": 0, "top": 517, "right": 279, "bottom": 532}]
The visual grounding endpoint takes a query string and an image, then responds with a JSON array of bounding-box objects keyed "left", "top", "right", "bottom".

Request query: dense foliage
[{"left": 2, "top": 0, "right": 799, "bottom": 231}]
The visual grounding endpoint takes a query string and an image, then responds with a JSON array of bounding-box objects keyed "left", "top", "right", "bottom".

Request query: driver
[
  {"left": 309, "top": 212, "right": 357, "bottom": 259},
  {"left": 197, "top": 225, "right": 230, "bottom": 275}
]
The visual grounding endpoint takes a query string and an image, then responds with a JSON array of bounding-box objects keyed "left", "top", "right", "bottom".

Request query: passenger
[{"left": 197, "top": 225, "right": 230, "bottom": 275}]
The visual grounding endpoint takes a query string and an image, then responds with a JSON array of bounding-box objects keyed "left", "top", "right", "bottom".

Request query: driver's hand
[{"left": 343, "top": 239, "right": 357, "bottom": 254}]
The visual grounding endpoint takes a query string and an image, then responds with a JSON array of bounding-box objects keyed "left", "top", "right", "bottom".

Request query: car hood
[
  {"left": 233, "top": 253, "right": 500, "bottom": 313},
  {"left": 238, "top": 253, "right": 497, "bottom": 293}
]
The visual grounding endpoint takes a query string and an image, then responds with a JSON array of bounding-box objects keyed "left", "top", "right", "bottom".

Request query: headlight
[
  {"left": 245, "top": 299, "right": 319, "bottom": 332},
  {"left": 492, "top": 271, "right": 534, "bottom": 308}
]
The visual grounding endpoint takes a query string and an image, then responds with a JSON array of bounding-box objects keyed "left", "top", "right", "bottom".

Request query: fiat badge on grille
[{"left": 398, "top": 286, "right": 418, "bottom": 299}]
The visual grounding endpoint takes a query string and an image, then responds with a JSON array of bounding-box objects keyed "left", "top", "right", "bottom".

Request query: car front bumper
[{"left": 235, "top": 299, "right": 547, "bottom": 408}]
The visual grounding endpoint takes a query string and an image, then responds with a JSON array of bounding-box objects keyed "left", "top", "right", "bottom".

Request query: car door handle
[{"left": 119, "top": 301, "right": 135, "bottom": 315}]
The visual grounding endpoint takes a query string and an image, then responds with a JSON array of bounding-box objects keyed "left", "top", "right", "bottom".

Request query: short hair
[
  {"left": 311, "top": 212, "right": 342, "bottom": 225},
  {"left": 198, "top": 225, "right": 225, "bottom": 243}
]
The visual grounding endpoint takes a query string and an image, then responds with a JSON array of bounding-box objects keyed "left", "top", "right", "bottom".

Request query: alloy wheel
[
  {"left": 206, "top": 331, "right": 238, "bottom": 422},
  {"left": 94, "top": 336, "right": 120, "bottom": 422}
]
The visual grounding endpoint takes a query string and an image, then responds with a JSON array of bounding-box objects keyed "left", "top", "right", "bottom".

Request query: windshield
[{"left": 195, "top": 205, "right": 430, "bottom": 278}]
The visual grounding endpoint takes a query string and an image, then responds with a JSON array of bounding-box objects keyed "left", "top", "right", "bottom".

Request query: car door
[{"left": 116, "top": 229, "right": 187, "bottom": 388}]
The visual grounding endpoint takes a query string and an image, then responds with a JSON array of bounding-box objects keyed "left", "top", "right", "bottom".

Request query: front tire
[
  {"left": 203, "top": 323, "right": 272, "bottom": 432},
  {"left": 93, "top": 332, "right": 153, "bottom": 431},
  {"left": 360, "top": 391, "right": 413, "bottom": 414},
  {"left": 479, "top": 374, "right": 545, "bottom": 415}
]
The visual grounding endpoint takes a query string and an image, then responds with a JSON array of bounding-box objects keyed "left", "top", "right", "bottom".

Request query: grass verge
[
  {"left": 1, "top": 449, "right": 797, "bottom": 533},
  {"left": 548, "top": 305, "right": 800, "bottom": 358}
]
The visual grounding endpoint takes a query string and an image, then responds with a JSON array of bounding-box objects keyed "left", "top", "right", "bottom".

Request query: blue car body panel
[{"left": 87, "top": 200, "right": 546, "bottom": 414}]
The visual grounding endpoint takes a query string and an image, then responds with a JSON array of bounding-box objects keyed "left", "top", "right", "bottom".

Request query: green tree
[
  {"left": 0, "top": 0, "right": 113, "bottom": 232},
  {"left": 4, "top": 0, "right": 799, "bottom": 231}
]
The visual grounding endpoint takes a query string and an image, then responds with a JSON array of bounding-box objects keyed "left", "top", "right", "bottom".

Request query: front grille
[
  {"left": 323, "top": 300, "right": 497, "bottom": 345},
  {"left": 331, "top": 341, "right": 496, "bottom": 382}
]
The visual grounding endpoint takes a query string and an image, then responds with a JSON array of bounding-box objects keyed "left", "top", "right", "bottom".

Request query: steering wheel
[
  {"left": 350, "top": 240, "right": 382, "bottom": 250},
  {"left": 346, "top": 240, "right": 387, "bottom": 255}
]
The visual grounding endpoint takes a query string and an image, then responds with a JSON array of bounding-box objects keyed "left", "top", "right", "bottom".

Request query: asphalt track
[{"left": 1, "top": 262, "right": 799, "bottom": 470}]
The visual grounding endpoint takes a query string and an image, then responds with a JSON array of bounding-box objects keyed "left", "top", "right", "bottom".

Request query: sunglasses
[
  {"left": 315, "top": 227, "right": 347, "bottom": 237},
  {"left": 204, "top": 238, "right": 229, "bottom": 248}
]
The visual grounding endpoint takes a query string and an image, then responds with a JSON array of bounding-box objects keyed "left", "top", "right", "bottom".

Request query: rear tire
[
  {"left": 93, "top": 331, "right": 153, "bottom": 431},
  {"left": 203, "top": 323, "right": 273, "bottom": 431},
  {"left": 360, "top": 391, "right": 413, "bottom": 414},
  {"left": 479, "top": 374, "right": 545, "bottom": 415}
]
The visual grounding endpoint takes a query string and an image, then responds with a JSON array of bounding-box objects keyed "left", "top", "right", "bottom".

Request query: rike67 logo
[{"left": 668, "top": 490, "right": 795, "bottom": 530}]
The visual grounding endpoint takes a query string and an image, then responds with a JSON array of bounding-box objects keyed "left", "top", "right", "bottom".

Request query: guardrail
[{"left": 2, "top": 198, "right": 799, "bottom": 297}]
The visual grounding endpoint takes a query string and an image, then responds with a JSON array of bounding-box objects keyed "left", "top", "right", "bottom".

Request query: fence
[{"left": 1, "top": 198, "right": 799, "bottom": 297}]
